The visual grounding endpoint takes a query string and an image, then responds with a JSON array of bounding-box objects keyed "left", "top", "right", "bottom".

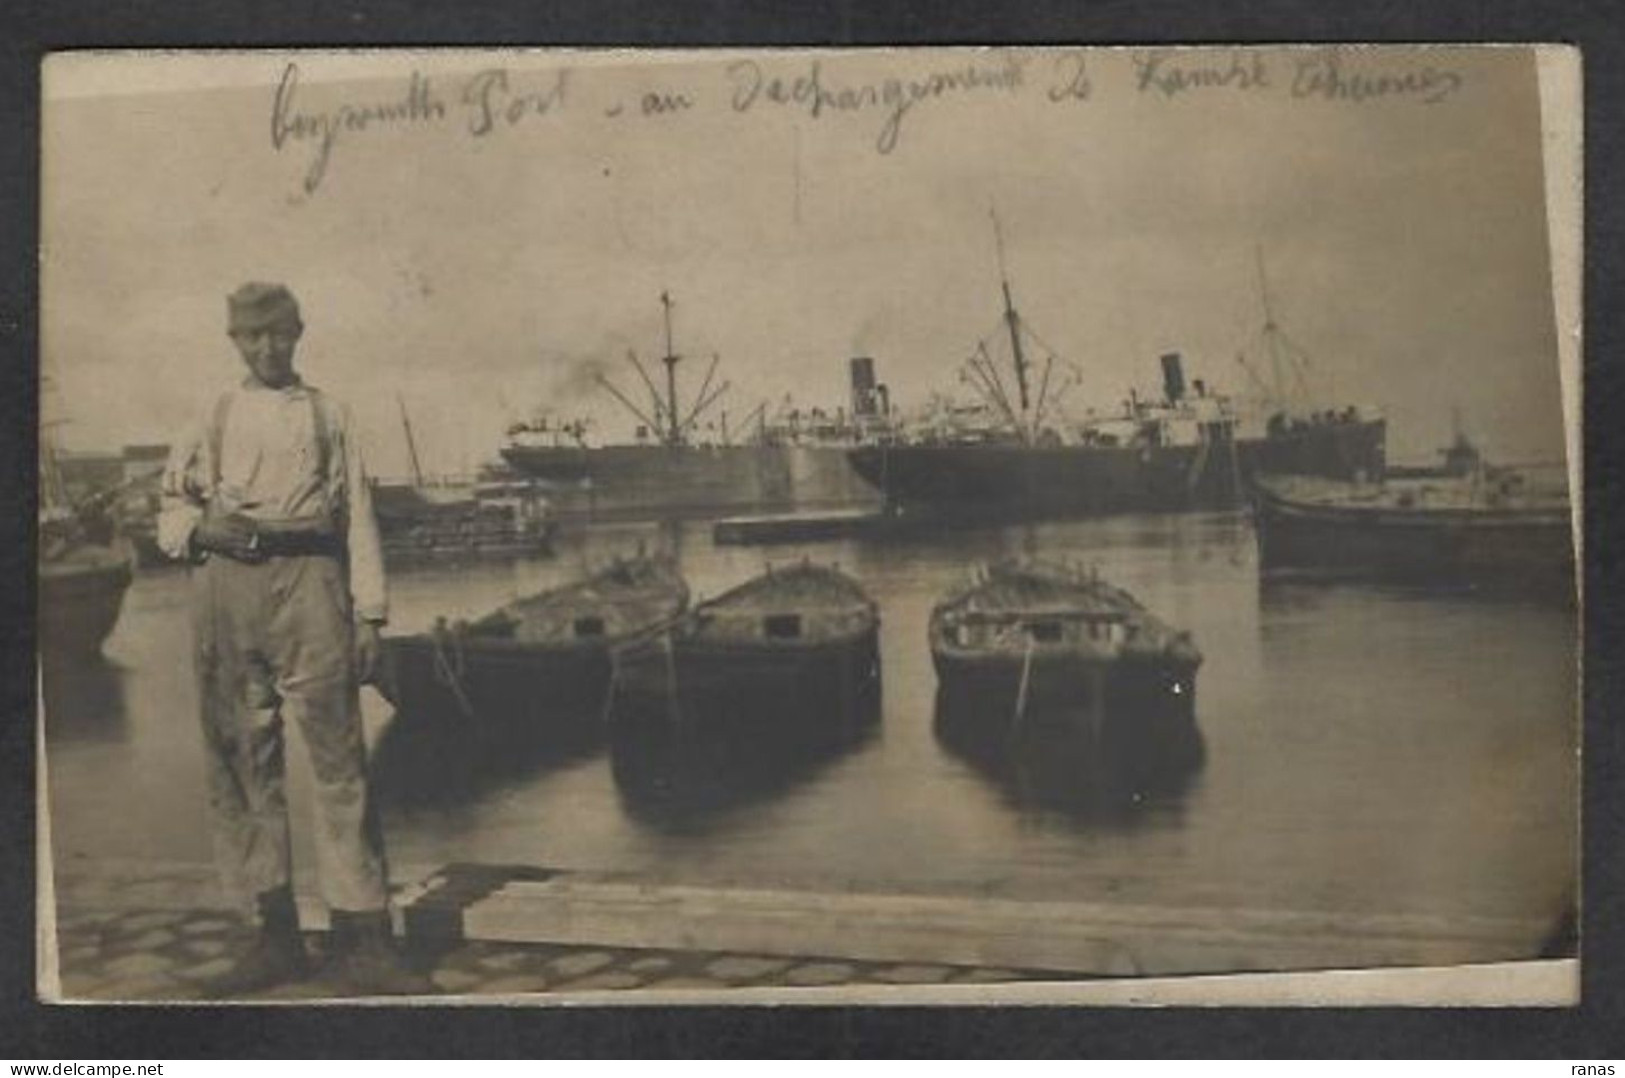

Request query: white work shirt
[{"left": 158, "top": 377, "right": 388, "bottom": 623}]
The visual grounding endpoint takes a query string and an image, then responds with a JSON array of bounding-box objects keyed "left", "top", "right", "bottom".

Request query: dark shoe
[
  {"left": 203, "top": 887, "right": 310, "bottom": 996},
  {"left": 330, "top": 909, "right": 436, "bottom": 996}
]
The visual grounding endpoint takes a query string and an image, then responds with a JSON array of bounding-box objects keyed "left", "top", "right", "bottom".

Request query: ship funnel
[
  {"left": 850, "top": 356, "right": 879, "bottom": 417},
  {"left": 1160, "top": 352, "right": 1187, "bottom": 404}
]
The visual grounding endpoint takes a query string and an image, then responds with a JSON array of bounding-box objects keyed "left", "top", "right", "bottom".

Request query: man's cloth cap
[{"left": 228, "top": 283, "right": 303, "bottom": 333}]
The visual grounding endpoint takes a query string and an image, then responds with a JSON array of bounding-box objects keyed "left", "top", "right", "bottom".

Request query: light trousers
[{"left": 191, "top": 553, "right": 388, "bottom": 914}]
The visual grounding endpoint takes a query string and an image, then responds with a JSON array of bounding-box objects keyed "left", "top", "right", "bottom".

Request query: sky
[{"left": 41, "top": 46, "right": 1566, "bottom": 477}]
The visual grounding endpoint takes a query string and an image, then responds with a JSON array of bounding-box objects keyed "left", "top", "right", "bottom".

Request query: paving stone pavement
[{"left": 49, "top": 902, "right": 1063, "bottom": 1002}]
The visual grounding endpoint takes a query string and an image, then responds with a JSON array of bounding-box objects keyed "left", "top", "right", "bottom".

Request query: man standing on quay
[{"left": 158, "top": 282, "right": 431, "bottom": 996}]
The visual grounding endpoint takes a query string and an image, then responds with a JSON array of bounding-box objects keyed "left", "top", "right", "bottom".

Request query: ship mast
[
  {"left": 592, "top": 291, "right": 732, "bottom": 446},
  {"left": 39, "top": 418, "right": 70, "bottom": 515},
  {"left": 992, "top": 208, "right": 1033, "bottom": 426},
  {"left": 660, "top": 290, "right": 681, "bottom": 448},
  {"left": 39, "top": 376, "right": 72, "bottom": 516},
  {"left": 1253, "top": 245, "right": 1316, "bottom": 412},
  {"left": 397, "top": 393, "right": 425, "bottom": 485},
  {"left": 1255, "top": 244, "right": 1286, "bottom": 408}
]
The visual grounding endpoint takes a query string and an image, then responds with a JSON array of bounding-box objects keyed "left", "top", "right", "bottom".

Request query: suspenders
[
  {"left": 206, "top": 387, "right": 336, "bottom": 522},
  {"left": 207, "top": 391, "right": 233, "bottom": 490}
]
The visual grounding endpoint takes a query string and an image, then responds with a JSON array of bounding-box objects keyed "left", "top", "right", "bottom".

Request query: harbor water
[{"left": 43, "top": 512, "right": 1577, "bottom": 932}]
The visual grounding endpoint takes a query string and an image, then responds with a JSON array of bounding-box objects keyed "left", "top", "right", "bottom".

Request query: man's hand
[
  {"left": 193, "top": 506, "right": 265, "bottom": 563},
  {"left": 354, "top": 620, "right": 383, "bottom": 685}
]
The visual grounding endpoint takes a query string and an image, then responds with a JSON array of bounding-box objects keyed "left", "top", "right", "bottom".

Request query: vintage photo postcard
[{"left": 37, "top": 44, "right": 1580, "bottom": 1006}]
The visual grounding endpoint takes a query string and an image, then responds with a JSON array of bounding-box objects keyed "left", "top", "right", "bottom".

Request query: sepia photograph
[{"left": 36, "top": 44, "right": 1580, "bottom": 1005}]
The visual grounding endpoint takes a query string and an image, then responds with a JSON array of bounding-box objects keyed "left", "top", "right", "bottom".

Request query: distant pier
[{"left": 712, "top": 507, "right": 892, "bottom": 545}]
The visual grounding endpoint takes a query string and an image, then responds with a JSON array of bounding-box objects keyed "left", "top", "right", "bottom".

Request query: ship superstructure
[
  {"left": 847, "top": 219, "right": 1386, "bottom": 520},
  {"left": 500, "top": 293, "right": 881, "bottom": 519}
]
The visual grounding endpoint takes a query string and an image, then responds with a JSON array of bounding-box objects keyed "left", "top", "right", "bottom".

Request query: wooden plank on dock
[
  {"left": 52, "top": 858, "right": 1559, "bottom": 980},
  {"left": 456, "top": 875, "right": 1553, "bottom": 977}
]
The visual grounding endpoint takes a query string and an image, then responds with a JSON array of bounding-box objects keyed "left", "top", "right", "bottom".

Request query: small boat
[
  {"left": 40, "top": 529, "right": 135, "bottom": 660},
  {"left": 1252, "top": 470, "right": 1575, "bottom": 594},
  {"left": 378, "top": 552, "right": 689, "bottom": 735},
  {"left": 374, "top": 480, "right": 558, "bottom": 565},
  {"left": 611, "top": 561, "right": 881, "bottom": 731},
  {"left": 39, "top": 422, "right": 134, "bottom": 659},
  {"left": 372, "top": 396, "right": 557, "bottom": 565},
  {"left": 929, "top": 559, "right": 1201, "bottom": 738}
]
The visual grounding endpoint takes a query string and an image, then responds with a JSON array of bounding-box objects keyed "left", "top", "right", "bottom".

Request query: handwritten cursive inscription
[
  {"left": 271, "top": 62, "right": 447, "bottom": 194},
  {"left": 725, "top": 56, "right": 1028, "bottom": 154},
  {"left": 267, "top": 51, "right": 1473, "bottom": 199},
  {"left": 1292, "top": 52, "right": 1463, "bottom": 105},
  {"left": 1132, "top": 51, "right": 1271, "bottom": 97},
  {"left": 1046, "top": 52, "right": 1094, "bottom": 102},
  {"left": 461, "top": 68, "right": 571, "bottom": 137}
]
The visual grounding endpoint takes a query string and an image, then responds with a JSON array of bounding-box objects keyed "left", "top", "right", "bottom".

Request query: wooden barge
[
  {"left": 929, "top": 558, "right": 1201, "bottom": 742},
  {"left": 378, "top": 553, "right": 688, "bottom": 740},
  {"left": 1252, "top": 472, "right": 1575, "bottom": 595},
  {"left": 610, "top": 561, "right": 882, "bottom": 733}
]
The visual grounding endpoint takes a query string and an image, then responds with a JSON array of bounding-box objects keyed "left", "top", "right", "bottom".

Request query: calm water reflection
[
  {"left": 41, "top": 653, "right": 131, "bottom": 744},
  {"left": 933, "top": 690, "right": 1206, "bottom": 830},
  {"left": 44, "top": 512, "right": 1576, "bottom": 928},
  {"left": 369, "top": 698, "right": 607, "bottom": 809},
  {"left": 609, "top": 718, "right": 882, "bottom": 835}
]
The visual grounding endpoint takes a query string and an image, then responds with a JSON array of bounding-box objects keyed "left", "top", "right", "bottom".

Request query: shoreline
[{"left": 42, "top": 855, "right": 1563, "bottom": 1003}]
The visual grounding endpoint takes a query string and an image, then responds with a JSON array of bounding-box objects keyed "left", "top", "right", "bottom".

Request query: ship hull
[
  {"left": 1252, "top": 480, "right": 1575, "bottom": 593},
  {"left": 933, "top": 649, "right": 1198, "bottom": 735},
  {"left": 613, "top": 628, "right": 882, "bottom": 733},
  {"left": 848, "top": 419, "right": 1385, "bottom": 520},
  {"left": 500, "top": 444, "right": 880, "bottom": 521},
  {"left": 381, "top": 637, "right": 614, "bottom": 732},
  {"left": 40, "top": 545, "right": 134, "bottom": 658}
]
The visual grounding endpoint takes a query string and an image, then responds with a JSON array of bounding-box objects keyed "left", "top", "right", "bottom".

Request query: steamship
[
  {"left": 499, "top": 293, "right": 882, "bottom": 520},
  {"left": 846, "top": 226, "right": 1387, "bottom": 520}
]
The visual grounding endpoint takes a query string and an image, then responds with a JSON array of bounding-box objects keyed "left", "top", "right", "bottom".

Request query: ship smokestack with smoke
[
  {"left": 550, "top": 351, "right": 614, "bottom": 402},
  {"left": 850, "top": 357, "right": 877, "bottom": 416},
  {"left": 850, "top": 356, "right": 890, "bottom": 419},
  {"left": 1161, "top": 352, "right": 1187, "bottom": 404}
]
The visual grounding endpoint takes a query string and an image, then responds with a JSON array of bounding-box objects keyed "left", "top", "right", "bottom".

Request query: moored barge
[
  {"left": 378, "top": 552, "right": 689, "bottom": 735},
  {"left": 1252, "top": 471, "right": 1575, "bottom": 594},
  {"left": 611, "top": 560, "right": 882, "bottom": 732},
  {"left": 929, "top": 558, "right": 1201, "bottom": 740}
]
